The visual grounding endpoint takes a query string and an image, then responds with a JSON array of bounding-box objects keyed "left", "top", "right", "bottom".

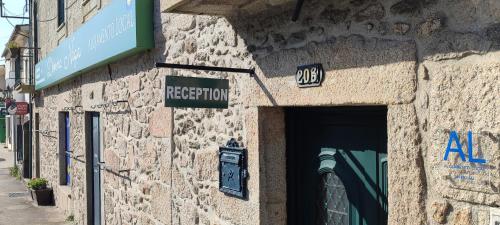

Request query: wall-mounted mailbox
[{"left": 219, "top": 139, "right": 247, "bottom": 198}]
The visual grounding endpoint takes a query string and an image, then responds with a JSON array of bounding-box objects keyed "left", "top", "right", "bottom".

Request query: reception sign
[
  {"left": 165, "top": 76, "right": 229, "bottom": 109},
  {"left": 35, "top": 0, "right": 153, "bottom": 90}
]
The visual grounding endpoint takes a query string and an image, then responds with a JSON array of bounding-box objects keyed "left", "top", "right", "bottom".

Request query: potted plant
[
  {"left": 28, "top": 178, "right": 54, "bottom": 206},
  {"left": 6, "top": 41, "right": 19, "bottom": 50}
]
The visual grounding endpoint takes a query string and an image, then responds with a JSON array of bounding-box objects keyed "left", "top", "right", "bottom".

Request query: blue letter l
[{"left": 467, "top": 131, "right": 486, "bottom": 164}]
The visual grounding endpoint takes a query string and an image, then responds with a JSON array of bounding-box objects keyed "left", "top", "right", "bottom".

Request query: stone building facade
[
  {"left": 33, "top": 0, "right": 499, "bottom": 225},
  {"left": 2, "top": 24, "right": 32, "bottom": 176}
]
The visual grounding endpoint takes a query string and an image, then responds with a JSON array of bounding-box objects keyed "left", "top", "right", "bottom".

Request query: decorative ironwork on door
[
  {"left": 318, "top": 148, "right": 349, "bottom": 225},
  {"left": 319, "top": 172, "right": 349, "bottom": 225}
]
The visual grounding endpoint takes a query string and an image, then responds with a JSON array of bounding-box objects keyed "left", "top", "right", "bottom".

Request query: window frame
[
  {"left": 57, "top": 0, "right": 65, "bottom": 28},
  {"left": 14, "top": 55, "right": 21, "bottom": 86},
  {"left": 58, "top": 112, "right": 71, "bottom": 186}
]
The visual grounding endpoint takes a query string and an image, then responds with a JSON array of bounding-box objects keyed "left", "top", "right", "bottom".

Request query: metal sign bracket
[{"left": 156, "top": 63, "right": 255, "bottom": 77}]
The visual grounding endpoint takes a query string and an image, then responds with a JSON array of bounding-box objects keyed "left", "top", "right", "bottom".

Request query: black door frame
[{"left": 86, "top": 112, "right": 102, "bottom": 225}]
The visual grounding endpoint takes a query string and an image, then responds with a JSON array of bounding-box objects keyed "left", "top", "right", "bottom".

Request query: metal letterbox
[{"left": 219, "top": 139, "right": 247, "bottom": 198}]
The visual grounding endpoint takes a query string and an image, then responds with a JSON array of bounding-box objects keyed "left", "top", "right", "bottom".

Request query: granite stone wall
[{"left": 34, "top": 0, "right": 499, "bottom": 224}]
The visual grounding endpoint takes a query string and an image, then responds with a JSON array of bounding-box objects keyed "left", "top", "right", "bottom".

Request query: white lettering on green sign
[{"left": 166, "top": 86, "right": 228, "bottom": 102}]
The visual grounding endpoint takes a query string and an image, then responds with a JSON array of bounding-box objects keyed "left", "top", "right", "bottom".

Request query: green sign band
[
  {"left": 165, "top": 76, "right": 229, "bottom": 109},
  {"left": 35, "top": 0, "right": 154, "bottom": 90}
]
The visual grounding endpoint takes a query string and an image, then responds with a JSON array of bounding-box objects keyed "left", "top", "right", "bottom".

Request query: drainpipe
[
  {"left": 29, "top": 0, "right": 34, "bottom": 179},
  {"left": 27, "top": 0, "right": 33, "bottom": 179}
]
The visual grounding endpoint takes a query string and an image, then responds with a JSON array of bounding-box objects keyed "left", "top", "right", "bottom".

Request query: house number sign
[{"left": 296, "top": 63, "right": 324, "bottom": 88}]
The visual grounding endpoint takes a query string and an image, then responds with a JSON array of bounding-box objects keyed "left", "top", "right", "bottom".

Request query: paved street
[{"left": 0, "top": 145, "right": 68, "bottom": 225}]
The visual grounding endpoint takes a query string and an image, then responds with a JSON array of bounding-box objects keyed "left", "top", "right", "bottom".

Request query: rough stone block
[
  {"left": 417, "top": 16, "right": 442, "bottom": 37},
  {"left": 210, "top": 187, "right": 260, "bottom": 225},
  {"left": 431, "top": 201, "right": 451, "bottom": 224},
  {"left": 81, "top": 82, "right": 104, "bottom": 108},
  {"left": 265, "top": 203, "right": 286, "bottom": 225},
  {"left": 248, "top": 36, "right": 417, "bottom": 106},
  {"left": 129, "top": 121, "right": 143, "bottom": 139},
  {"left": 138, "top": 141, "right": 159, "bottom": 172},
  {"left": 151, "top": 183, "right": 172, "bottom": 225},
  {"left": 422, "top": 31, "right": 491, "bottom": 61},
  {"left": 393, "top": 23, "right": 410, "bottom": 35},
  {"left": 354, "top": 3, "right": 385, "bottom": 22},
  {"left": 390, "top": 0, "right": 420, "bottom": 15},
  {"left": 149, "top": 107, "right": 173, "bottom": 138},
  {"left": 178, "top": 201, "right": 198, "bottom": 225},
  {"left": 172, "top": 166, "right": 192, "bottom": 199},
  {"left": 387, "top": 104, "right": 426, "bottom": 225},
  {"left": 171, "top": 14, "right": 196, "bottom": 31},
  {"left": 426, "top": 58, "right": 500, "bottom": 206},
  {"left": 320, "top": 6, "right": 350, "bottom": 24},
  {"left": 104, "top": 150, "right": 120, "bottom": 172},
  {"left": 194, "top": 150, "right": 218, "bottom": 181},
  {"left": 129, "top": 75, "right": 141, "bottom": 93},
  {"left": 260, "top": 108, "right": 286, "bottom": 203},
  {"left": 159, "top": 138, "right": 172, "bottom": 185},
  {"left": 452, "top": 208, "right": 472, "bottom": 225}
]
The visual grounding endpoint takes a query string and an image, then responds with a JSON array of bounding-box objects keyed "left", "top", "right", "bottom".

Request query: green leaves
[{"left": 27, "top": 178, "right": 48, "bottom": 190}]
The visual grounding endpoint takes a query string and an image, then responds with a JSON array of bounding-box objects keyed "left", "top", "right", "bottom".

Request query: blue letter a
[{"left": 444, "top": 131, "right": 466, "bottom": 162}]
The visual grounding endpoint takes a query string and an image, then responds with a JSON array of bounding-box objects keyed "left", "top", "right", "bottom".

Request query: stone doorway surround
[
  {"left": 256, "top": 103, "right": 424, "bottom": 225},
  {"left": 248, "top": 35, "right": 425, "bottom": 225}
]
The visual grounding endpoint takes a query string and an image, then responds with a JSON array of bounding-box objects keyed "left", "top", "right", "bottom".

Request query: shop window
[
  {"left": 58, "top": 112, "right": 70, "bottom": 185},
  {"left": 14, "top": 55, "right": 21, "bottom": 86},
  {"left": 57, "top": 0, "right": 65, "bottom": 27}
]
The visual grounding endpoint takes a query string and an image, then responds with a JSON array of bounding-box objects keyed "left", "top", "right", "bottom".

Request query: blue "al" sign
[{"left": 443, "top": 131, "right": 486, "bottom": 164}]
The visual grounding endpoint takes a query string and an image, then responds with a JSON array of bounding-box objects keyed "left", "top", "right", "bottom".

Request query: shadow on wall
[{"left": 226, "top": 0, "right": 500, "bottom": 78}]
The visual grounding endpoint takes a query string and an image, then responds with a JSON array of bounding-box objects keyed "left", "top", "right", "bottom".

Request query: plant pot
[{"left": 30, "top": 188, "right": 54, "bottom": 206}]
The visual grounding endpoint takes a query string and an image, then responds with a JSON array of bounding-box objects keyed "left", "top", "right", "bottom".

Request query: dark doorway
[
  {"left": 34, "top": 113, "right": 40, "bottom": 178},
  {"left": 86, "top": 112, "right": 101, "bottom": 225},
  {"left": 22, "top": 121, "right": 30, "bottom": 178},
  {"left": 16, "top": 123, "right": 23, "bottom": 162},
  {"left": 0, "top": 117, "right": 6, "bottom": 143},
  {"left": 286, "top": 107, "right": 388, "bottom": 225}
]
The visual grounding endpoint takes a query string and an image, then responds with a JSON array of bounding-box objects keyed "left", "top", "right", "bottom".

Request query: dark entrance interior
[
  {"left": 22, "top": 121, "right": 30, "bottom": 178},
  {"left": 34, "top": 113, "right": 40, "bottom": 178},
  {"left": 286, "top": 107, "right": 388, "bottom": 225}
]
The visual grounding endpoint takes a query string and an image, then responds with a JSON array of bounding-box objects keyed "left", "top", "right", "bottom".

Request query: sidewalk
[{"left": 0, "top": 144, "right": 69, "bottom": 225}]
